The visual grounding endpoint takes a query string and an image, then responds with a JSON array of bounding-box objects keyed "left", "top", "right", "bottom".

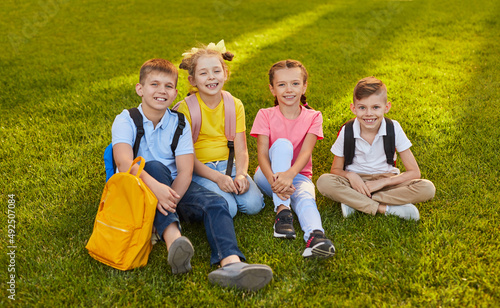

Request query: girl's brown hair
[{"left": 268, "top": 59, "right": 311, "bottom": 109}]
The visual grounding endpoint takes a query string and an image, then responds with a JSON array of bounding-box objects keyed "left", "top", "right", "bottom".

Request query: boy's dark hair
[
  {"left": 139, "top": 58, "right": 178, "bottom": 85},
  {"left": 353, "top": 76, "right": 387, "bottom": 103},
  {"left": 268, "top": 59, "right": 311, "bottom": 109}
]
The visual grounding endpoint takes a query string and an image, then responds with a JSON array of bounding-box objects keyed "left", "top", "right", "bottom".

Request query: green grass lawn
[{"left": 1, "top": 0, "right": 499, "bottom": 306}]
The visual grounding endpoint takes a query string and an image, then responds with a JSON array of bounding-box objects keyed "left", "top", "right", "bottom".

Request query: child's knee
[
  {"left": 228, "top": 204, "right": 238, "bottom": 218},
  {"left": 270, "top": 138, "right": 293, "bottom": 157},
  {"left": 144, "top": 160, "right": 166, "bottom": 172},
  {"left": 242, "top": 204, "right": 262, "bottom": 216},
  {"left": 144, "top": 160, "right": 172, "bottom": 182},
  {"left": 274, "top": 138, "right": 293, "bottom": 147},
  {"left": 317, "top": 173, "right": 340, "bottom": 195},
  {"left": 421, "top": 179, "right": 436, "bottom": 201},
  {"left": 238, "top": 192, "right": 264, "bottom": 215}
]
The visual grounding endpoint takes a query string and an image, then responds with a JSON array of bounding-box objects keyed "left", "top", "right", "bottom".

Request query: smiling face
[
  {"left": 269, "top": 67, "right": 307, "bottom": 108},
  {"left": 188, "top": 55, "right": 227, "bottom": 98},
  {"left": 135, "top": 71, "right": 178, "bottom": 113},
  {"left": 350, "top": 93, "right": 391, "bottom": 132}
]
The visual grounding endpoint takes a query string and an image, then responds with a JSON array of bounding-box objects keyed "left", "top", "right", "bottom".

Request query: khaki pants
[{"left": 316, "top": 173, "right": 436, "bottom": 215}]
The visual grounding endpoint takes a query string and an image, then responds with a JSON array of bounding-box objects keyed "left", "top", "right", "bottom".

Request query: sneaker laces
[
  {"left": 306, "top": 231, "right": 325, "bottom": 247},
  {"left": 276, "top": 211, "right": 293, "bottom": 224},
  {"left": 280, "top": 215, "right": 293, "bottom": 224},
  {"left": 306, "top": 236, "right": 314, "bottom": 247}
]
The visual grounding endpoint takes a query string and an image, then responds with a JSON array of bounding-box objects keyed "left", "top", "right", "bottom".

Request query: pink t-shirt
[{"left": 250, "top": 105, "right": 323, "bottom": 178}]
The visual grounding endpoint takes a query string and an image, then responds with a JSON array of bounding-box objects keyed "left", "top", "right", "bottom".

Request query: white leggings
[{"left": 254, "top": 138, "right": 324, "bottom": 242}]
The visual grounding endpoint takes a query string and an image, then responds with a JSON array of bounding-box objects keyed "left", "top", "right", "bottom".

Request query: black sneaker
[
  {"left": 273, "top": 209, "right": 296, "bottom": 239},
  {"left": 302, "top": 230, "right": 335, "bottom": 258}
]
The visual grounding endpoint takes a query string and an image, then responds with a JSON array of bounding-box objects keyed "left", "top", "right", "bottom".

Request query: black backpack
[
  {"left": 104, "top": 108, "right": 186, "bottom": 181},
  {"left": 342, "top": 117, "right": 395, "bottom": 170}
]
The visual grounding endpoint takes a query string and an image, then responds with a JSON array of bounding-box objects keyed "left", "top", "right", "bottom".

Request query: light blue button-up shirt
[{"left": 112, "top": 104, "right": 193, "bottom": 179}]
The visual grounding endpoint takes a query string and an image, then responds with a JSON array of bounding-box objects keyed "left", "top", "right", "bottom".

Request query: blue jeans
[
  {"left": 253, "top": 138, "right": 324, "bottom": 242},
  {"left": 145, "top": 161, "right": 245, "bottom": 265},
  {"left": 192, "top": 160, "right": 264, "bottom": 218}
]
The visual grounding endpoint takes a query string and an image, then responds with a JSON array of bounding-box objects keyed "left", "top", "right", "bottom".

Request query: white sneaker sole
[
  {"left": 302, "top": 243, "right": 336, "bottom": 258},
  {"left": 273, "top": 225, "right": 296, "bottom": 239}
]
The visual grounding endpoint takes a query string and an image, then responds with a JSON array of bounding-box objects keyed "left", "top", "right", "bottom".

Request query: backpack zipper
[{"left": 97, "top": 220, "right": 130, "bottom": 233}]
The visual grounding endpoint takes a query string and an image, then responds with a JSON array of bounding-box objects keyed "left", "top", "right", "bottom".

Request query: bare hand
[
  {"left": 346, "top": 172, "right": 371, "bottom": 198},
  {"left": 365, "top": 178, "right": 389, "bottom": 194},
  {"left": 217, "top": 174, "right": 238, "bottom": 194},
  {"left": 271, "top": 171, "right": 294, "bottom": 194},
  {"left": 153, "top": 182, "right": 180, "bottom": 216},
  {"left": 234, "top": 174, "right": 249, "bottom": 194},
  {"left": 276, "top": 188, "right": 295, "bottom": 201}
]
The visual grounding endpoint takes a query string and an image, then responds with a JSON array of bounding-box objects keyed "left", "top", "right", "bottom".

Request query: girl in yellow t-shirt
[{"left": 176, "top": 40, "right": 264, "bottom": 218}]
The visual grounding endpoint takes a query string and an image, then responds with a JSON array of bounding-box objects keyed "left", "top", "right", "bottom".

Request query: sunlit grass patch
[{"left": 1, "top": 0, "right": 499, "bottom": 306}]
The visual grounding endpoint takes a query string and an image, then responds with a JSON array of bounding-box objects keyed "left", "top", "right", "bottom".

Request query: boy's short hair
[
  {"left": 353, "top": 77, "right": 387, "bottom": 103},
  {"left": 139, "top": 58, "right": 178, "bottom": 85}
]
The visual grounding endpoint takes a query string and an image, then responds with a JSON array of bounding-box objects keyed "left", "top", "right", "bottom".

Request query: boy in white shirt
[{"left": 317, "top": 77, "right": 435, "bottom": 220}]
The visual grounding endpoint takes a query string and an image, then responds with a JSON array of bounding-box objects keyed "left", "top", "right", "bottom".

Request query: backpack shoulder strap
[
  {"left": 171, "top": 95, "right": 201, "bottom": 144},
  {"left": 173, "top": 92, "right": 237, "bottom": 176},
  {"left": 171, "top": 101, "right": 181, "bottom": 110},
  {"left": 185, "top": 94, "right": 202, "bottom": 143},
  {"left": 221, "top": 91, "right": 237, "bottom": 175},
  {"left": 104, "top": 108, "right": 143, "bottom": 182},
  {"left": 169, "top": 110, "right": 186, "bottom": 156},
  {"left": 221, "top": 90, "right": 237, "bottom": 141},
  {"left": 343, "top": 118, "right": 356, "bottom": 170},
  {"left": 383, "top": 117, "right": 396, "bottom": 166},
  {"left": 128, "top": 108, "right": 144, "bottom": 158}
]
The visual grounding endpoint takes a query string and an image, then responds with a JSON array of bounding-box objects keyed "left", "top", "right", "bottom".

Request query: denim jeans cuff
[
  {"left": 154, "top": 212, "right": 180, "bottom": 241},
  {"left": 210, "top": 249, "right": 246, "bottom": 266}
]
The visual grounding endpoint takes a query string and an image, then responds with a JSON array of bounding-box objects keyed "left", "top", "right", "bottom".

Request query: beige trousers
[{"left": 316, "top": 173, "right": 436, "bottom": 215}]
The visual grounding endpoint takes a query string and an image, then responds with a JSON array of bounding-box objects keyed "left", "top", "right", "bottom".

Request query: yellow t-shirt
[{"left": 176, "top": 92, "right": 246, "bottom": 163}]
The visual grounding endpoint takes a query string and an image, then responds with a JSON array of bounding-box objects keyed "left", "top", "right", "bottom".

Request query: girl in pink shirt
[{"left": 251, "top": 60, "right": 335, "bottom": 258}]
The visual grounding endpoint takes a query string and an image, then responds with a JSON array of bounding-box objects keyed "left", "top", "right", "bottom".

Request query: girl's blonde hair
[
  {"left": 179, "top": 47, "right": 234, "bottom": 77},
  {"left": 268, "top": 59, "right": 311, "bottom": 109},
  {"left": 179, "top": 42, "right": 234, "bottom": 95}
]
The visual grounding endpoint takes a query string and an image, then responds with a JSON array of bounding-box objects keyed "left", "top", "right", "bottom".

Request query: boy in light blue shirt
[{"left": 111, "top": 58, "right": 272, "bottom": 291}]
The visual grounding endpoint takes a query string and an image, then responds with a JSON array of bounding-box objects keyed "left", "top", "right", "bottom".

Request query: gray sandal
[
  {"left": 167, "top": 236, "right": 194, "bottom": 274},
  {"left": 208, "top": 262, "right": 273, "bottom": 291}
]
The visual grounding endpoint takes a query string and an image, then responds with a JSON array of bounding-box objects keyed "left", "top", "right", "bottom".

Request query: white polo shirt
[{"left": 331, "top": 118, "right": 412, "bottom": 174}]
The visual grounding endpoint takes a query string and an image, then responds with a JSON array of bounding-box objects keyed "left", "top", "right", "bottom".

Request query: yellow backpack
[{"left": 86, "top": 157, "right": 158, "bottom": 270}]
